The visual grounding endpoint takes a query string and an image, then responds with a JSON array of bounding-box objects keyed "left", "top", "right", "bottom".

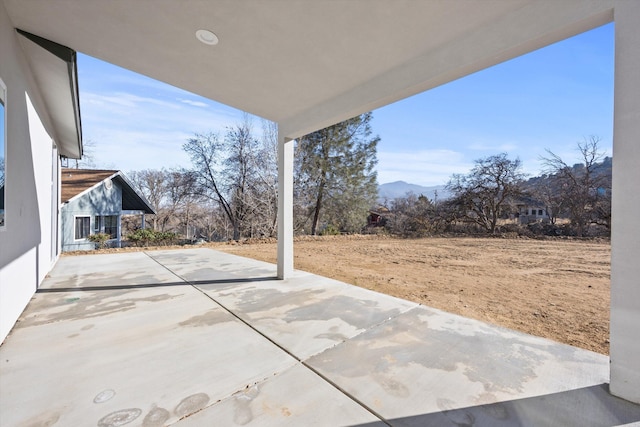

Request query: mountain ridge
[{"left": 378, "top": 180, "right": 449, "bottom": 201}]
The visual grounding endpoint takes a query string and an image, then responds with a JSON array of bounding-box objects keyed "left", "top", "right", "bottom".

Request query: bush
[
  {"left": 88, "top": 232, "right": 111, "bottom": 249},
  {"left": 127, "top": 229, "right": 179, "bottom": 247},
  {"left": 319, "top": 224, "right": 341, "bottom": 236}
]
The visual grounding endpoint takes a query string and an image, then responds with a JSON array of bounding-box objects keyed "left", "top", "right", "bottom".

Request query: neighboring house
[
  {"left": 60, "top": 169, "right": 155, "bottom": 252},
  {"left": 517, "top": 204, "right": 551, "bottom": 224},
  {"left": 367, "top": 207, "right": 390, "bottom": 228}
]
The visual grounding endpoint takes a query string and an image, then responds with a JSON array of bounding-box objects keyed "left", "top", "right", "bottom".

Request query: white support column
[
  {"left": 277, "top": 131, "right": 294, "bottom": 279},
  {"left": 116, "top": 215, "right": 122, "bottom": 248},
  {"left": 610, "top": 0, "right": 640, "bottom": 404}
]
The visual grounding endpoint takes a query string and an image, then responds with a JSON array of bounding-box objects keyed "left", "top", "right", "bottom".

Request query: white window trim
[
  {"left": 73, "top": 215, "right": 91, "bottom": 241},
  {"left": 102, "top": 214, "right": 119, "bottom": 240}
]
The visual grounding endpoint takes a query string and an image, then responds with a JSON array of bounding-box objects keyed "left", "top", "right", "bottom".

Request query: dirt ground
[{"left": 216, "top": 235, "right": 611, "bottom": 355}]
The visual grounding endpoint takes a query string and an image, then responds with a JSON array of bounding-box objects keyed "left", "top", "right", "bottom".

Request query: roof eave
[
  {"left": 16, "top": 29, "right": 83, "bottom": 159},
  {"left": 113, "top": 172, "right": 157, "bottom": 215}
]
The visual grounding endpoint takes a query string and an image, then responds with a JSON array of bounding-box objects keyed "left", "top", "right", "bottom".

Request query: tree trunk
[{"left": 311, "top": 180, "right": 325, "bottom": 235}]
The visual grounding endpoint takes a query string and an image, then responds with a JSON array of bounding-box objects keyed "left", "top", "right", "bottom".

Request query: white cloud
[
  {"left": 79, "top": 91, "right": 248, "bottom": 171},
  {"left": 89, "top": 128, "right": 193, "bottom": 172},
  {"left": 179, "top": 98, "right": 209, "bottom": 108}
]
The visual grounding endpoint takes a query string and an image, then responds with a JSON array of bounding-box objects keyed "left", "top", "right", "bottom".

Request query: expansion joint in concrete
[{"left": 143, "top": 251, "right": 392, "bottom": 426}]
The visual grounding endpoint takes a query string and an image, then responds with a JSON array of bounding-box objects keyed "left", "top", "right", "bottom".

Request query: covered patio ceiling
[{"left": 3, "top": 0, "right": 613, "bottom": 139}]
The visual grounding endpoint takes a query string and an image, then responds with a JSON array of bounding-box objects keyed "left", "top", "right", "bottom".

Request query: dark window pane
[
  {"left": 104, "top": 215, "right": 118, "bottom": 239},
  {"left": 75, "top": 216, "right": 90, "bottom": 239}
]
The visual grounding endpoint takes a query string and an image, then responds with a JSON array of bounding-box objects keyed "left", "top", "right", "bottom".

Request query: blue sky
[{"left": 78, "top": 23, "right": 614, "bottom": 187}]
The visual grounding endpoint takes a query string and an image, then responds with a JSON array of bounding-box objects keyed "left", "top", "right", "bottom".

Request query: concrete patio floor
[{"left": 1, "top": 248, "right": 639, "bottom": 427}]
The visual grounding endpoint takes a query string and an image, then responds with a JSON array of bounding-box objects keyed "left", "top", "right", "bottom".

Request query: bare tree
[
  {"left": 251, "top": 120, "right": 279, "bottom": 237},
  {"left": 65, "top": 138, "right": 98, "bottom": 169},
  {"left": 530, "top": 178, "right": 563, "bottom": 225},
  {"left": 165, "top": 169, "right": 199, "bottom": 235},
  {"left": 541, "top": 136, "right": 611, "bottom": 236},
  {"left": 184, "top": 116, "right": 267, "bottom": 240},
  {"left": 128, "top": 169, "right": 168, "bottom": 231},
  {"left": 446, "top": 153, "right": 526, "bottom": 234},
  {"left": 128, "top": 168, "right": 199, "bottom": 235}
]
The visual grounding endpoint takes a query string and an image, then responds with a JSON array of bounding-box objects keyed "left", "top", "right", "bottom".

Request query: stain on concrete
[
  {"left": 97, "top": 408, "right": 142, "bottom": 427},
  {"left": 178, "top": 309, "right": 232, "bottom": 327},
  {"left": 175, "top": 393, "right": 210, "bottom": 418},
  {"left": 15, "top": 291, "right": 179, "bottom": 328},
  {"left": 307, "top": 308, "right": 579, "bottom": 397},
  {"left": 315, "top": 332, "right": 350, "bottom": 342},
  {"left": 141, "top": 405, "right": 170, "bottom": 427},
  {"left": 81, "top": 324, "right": 94, "bottom": 331},
  {"left": 93, "top": 389, "right": 116, "bottom": 404},
  {"left": 373, "top": 373, "right": 410, "bottom": 398},
  {"left": 232, "top": 288, "right": 325, "bottom": 314},
  {"left": 48, "top": 270, "right": 172, "bottom": 290},
  {"left": 67, "top": 333, "right": 79, "bottom": 339},
  {"left": 233, "top": 385, "right": 260, "bottom": 425},
  {"left": 230, "top": 288, "right": 402, "bottom": 332},
  {"left": 22, "top": 410, "right": 60, "bottom": 427},
  {"left": 481, "top": 400, "right": 509, "bottom": 420},
  {"left": 283, "top": 295, "right": 401, "bottom": 329},
  {"left": 438, "top": 398, "right": 476, "bottom": 426}
]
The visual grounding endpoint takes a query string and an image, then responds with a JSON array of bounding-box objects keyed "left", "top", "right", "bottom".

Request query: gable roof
[
  {"left": 3, "top": 1, "right": 614, "bottom": 140},
  {"left": 61, "top": 169, "right": 155, "bottom": 214}
]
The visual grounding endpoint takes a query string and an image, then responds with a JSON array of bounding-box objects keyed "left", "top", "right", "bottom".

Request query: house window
[
  {"left": 103, "top": 215, "right": 118, "bottom": 239},
  {"left": 75, "top": 216, "right": 90, "bottom": 239},
  {"left": 538, "top": 209, "right": 544, "bottom": 216},
  {"left": 0, "top": 77, "right": 6, "bottom": 228},
  {"left": 94, "top": 215, "right": 101, "bottom": 231}
]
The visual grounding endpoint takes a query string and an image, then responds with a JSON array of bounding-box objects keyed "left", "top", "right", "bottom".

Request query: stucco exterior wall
[
  {"left": 610, "top": 0, "right": 640, "bottom": 405},
  {"left": 61, "top": 180, "right": 122, "bottom": 252},
  {"left": 0, "top": 2, "right": 61, "bottom": 343}
]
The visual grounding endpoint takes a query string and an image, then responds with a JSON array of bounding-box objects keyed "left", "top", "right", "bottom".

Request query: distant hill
[
  {"left": 378, "top": 181, "right": 449, "bottom": 202},
  {"left": 522, "top": 156, "right": 612, "bottom": 193}
]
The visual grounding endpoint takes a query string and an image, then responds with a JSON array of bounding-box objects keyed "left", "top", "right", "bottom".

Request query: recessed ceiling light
[{"left": 195, "top": 29, "right": 218, "bottom": 45}]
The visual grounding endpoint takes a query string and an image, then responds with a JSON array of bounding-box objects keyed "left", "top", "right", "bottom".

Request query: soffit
[
  {"left": 115, "top": 173, "right": 156, "bottom": 215},
  {"left": 3, "top": 0, "right": 614, "bottom": 139},
  {"left": 16, "top": 30, "right": 82, "bottom": 158}
]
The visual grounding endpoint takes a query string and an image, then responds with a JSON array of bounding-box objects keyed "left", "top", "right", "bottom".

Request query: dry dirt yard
[{"left": 216, "top": 236, "right": 611, "bottom": 355}]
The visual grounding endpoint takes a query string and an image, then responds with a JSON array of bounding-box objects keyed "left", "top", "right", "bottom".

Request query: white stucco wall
[
  {"left": 610, "top": 0, "right": 640, "bottom": 405},
  {"left": 0, "top": 3, "right": 60, "bottom": 343}
]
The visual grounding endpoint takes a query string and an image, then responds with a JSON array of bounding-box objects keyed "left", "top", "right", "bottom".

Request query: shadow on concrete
[
  {"left": 350, "top": 384, "right": 640, "bottom": 427},
  {"left": 35, "top": 276, "right": 278, "bottom": 293}
]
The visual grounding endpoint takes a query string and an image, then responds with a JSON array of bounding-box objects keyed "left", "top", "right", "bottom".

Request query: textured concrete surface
[{"left": 1, "top": 248, "right": 639, "bottom": 426}]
